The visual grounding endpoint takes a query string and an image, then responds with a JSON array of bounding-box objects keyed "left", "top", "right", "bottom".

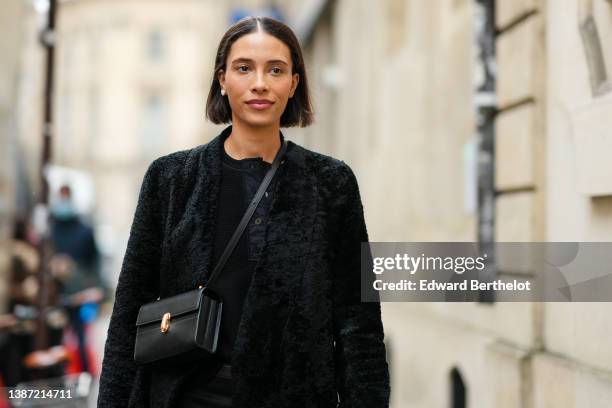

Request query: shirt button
[{"left": 254, "top": 217, "right": 262, "bottom": 225}]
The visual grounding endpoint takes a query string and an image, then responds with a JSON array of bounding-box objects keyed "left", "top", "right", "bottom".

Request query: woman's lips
[{"left": 246, "top": 100, "right": 274, "bottom": 110}]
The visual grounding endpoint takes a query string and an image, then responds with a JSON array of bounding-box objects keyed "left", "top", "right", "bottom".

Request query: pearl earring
[{"left": 221, "top": 88, "right": 226, "bottom": 96}]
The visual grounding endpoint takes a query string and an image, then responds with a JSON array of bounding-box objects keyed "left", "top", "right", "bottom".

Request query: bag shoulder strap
[{"left": 204, "top": 139, "right": 288, "bottom": 288}]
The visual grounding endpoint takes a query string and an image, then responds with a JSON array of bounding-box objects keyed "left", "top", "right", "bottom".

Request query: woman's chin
[{"left": 238, "top": 114, "right": 278, "bottom": 128}]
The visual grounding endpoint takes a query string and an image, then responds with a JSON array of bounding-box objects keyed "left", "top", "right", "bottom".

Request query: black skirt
[{"left": 176, "top": 364, "right": 233, "bottom": 408}]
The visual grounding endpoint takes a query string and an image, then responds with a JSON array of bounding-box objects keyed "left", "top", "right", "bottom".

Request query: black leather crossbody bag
[{"left": 133, "top": 140, "right": 288, "bottom": 366}]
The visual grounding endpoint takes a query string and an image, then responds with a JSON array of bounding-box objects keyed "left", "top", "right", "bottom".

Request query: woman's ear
[
  {"left": 290, "top": 73, "right": 300, "bottom": 98},
  {"left": 218, "top": 70, "right": 226, "bottom": 92}
]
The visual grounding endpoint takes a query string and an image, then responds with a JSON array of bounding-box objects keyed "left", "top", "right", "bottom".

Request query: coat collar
[{"left": 203, "top": 124, "right": 287, "bottom": 175}]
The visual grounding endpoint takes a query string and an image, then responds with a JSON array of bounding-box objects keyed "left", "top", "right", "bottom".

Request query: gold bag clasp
[{"left": 160, "top": 312, "right": 171, "bottom": 333}]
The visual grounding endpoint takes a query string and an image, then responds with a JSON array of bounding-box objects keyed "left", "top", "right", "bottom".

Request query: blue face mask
[{"left": 52, "top": 199, "right": 77, "bottom": 220}]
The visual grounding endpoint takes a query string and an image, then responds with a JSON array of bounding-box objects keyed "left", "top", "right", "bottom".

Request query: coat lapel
[{"left": 161, "top": 131, "right": 222, "bottom": 295}]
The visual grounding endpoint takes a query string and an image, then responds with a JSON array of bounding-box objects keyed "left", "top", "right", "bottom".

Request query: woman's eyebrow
[{"left": 231, "top": 57, "right": 289, "bottom": 65}]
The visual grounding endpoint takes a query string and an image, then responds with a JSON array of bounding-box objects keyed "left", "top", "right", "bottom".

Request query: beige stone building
[
  {"left": 286, "top": 0, "right": 612, "bottom": 407},
  {"left": 53, "top": 0, "right": 230, "bottom": 286},
  {"left": 0, "top": 0, "right": 46, "bottom": 313}
]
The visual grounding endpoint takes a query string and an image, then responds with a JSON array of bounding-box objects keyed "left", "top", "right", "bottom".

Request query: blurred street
[
  {"left": 2, "top": 0, "right": 612, "bottom": 407},
  {"left": 85, "top": 310, "right": 108, "bottom": 407}
]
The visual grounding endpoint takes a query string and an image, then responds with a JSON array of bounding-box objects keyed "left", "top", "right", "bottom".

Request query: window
[
  {"left": 578, "top": 0, "right": 612, "bottom": 96},
  {"left": 449, "top": 367, "right": 467, "bottom": 408},
  {"left": 146, "top": 29, "right": 164, "bottom": 61},
  {"left": 140, "top": 93, "right": 167, "bottom": 157}
]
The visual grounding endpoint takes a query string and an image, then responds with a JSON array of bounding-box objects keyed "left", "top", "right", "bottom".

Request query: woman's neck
[{"left": 224, "top": 121, "right": 281, "bottom": 164}]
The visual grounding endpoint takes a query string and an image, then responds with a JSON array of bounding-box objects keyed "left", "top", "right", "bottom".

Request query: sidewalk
[{"left": 87, "top": 308, "right": 110, "bottom": 407}]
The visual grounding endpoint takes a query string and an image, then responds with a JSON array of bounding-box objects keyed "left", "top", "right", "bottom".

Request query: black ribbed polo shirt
[{"left": 211, "top": 140, "right": 279, "bottom": 364}]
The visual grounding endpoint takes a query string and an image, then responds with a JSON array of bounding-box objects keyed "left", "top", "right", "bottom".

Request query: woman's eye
[{"left": 235, "top": 65, "right": 282, "bottom": 74}]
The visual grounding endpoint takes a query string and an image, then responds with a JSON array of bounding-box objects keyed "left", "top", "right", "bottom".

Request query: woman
[{"left": 97, "top": 16, "right": 389, "bottom": 408}]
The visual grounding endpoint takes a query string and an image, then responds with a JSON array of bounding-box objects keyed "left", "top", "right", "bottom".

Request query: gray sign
[{"left": 361, "top": 242, "right": 612, "bottom": 302}]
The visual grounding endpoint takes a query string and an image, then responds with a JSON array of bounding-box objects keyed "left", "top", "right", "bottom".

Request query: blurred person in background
[
  {"left": 49, "top": 184, "right": 107, "bottom": 375},
  {"left": 0, "top": 217, "right": 67, "bottom": 388},
  {"left": 0, "top": 218, "right": 40, "bottom": 388},
  {"left": 98, "top": 15, "right": 389, "bottom": 408}
]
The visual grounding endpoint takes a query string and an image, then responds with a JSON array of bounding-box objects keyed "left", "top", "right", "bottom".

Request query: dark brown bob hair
[{"left": 205, "top": 16, "right": 314, "bottom": 127}]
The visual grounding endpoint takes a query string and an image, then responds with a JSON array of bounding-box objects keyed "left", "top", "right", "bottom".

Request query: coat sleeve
[
  {"left": 97, "top": 160, "right": 163, "bottom": 407},
  {"left": 332, "top": 163, "right": 390, "bottom": 408}
]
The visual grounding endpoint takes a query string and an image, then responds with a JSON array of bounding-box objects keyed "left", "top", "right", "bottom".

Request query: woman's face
[{"left": 218, "top": 30, "right": 299, "bottom": 129}]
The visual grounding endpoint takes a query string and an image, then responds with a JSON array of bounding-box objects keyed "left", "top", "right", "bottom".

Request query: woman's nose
[{"left": 251, "top": 70, "right": 268, "bottom": 92}]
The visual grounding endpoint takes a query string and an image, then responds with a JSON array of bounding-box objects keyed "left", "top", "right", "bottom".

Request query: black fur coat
[{"left": 97, "top": 125, "right": 390, "bottom": 408}]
